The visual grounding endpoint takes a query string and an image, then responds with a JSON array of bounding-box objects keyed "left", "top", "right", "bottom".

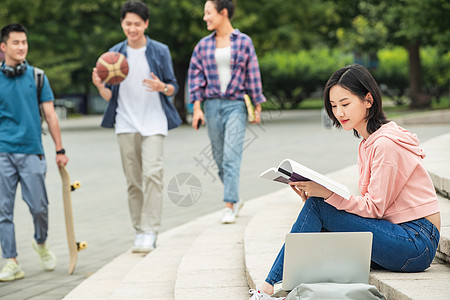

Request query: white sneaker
[
  {"left": 0, "top": 259, "right": 25, "bottom": 282},
  {"left": 221, "top": 207, "right": 236, "bottom": 224},
  {"left": 32, "top": 240, "right": 56, "bottom": 271},
  {"left": 234, "top": 199, "right": 244, "bottom": 217},
  {"left": 249, "top": 289, "right": 285, "bottom": 299},
  {"left": 140, "top": 232, "right": 157, "bottom": 253},
  {"left": 132, "top": 233, "right": 144, "bottom": 253}
]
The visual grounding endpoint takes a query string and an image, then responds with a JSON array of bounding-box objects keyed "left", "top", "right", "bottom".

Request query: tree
[
  {"left": 383, "top": 0, "right": 450, "bottom": 108},
  {"left": 338, "top": 0, "right": 450, "bottom": 108},
  {"left": 147, "top": 0, "right": 207, "bottom": 122},
  {"left": 1, "top": 0, "right": 207, "bottom": 117},
  {"left": 150, "top": 0, "right": 346, "bottom": 118},
  {"left": 234, "top": 0, "right": 343, "bottom": 53},
  {"left": 0, "top": 0, "right": 124, "bottom": 112},
  {"left": 2, "top": 0, "right": 448, "bottom": 113},
  {"left": 0, "top": 0, "right": 362, "bottom": 114}
]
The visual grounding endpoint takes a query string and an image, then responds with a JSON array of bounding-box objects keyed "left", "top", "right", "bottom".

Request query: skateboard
[{"left": 58, "top": 165, "right": 87, "bottom": 274}]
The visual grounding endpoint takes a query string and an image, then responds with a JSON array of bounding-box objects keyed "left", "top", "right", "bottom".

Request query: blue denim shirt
[{"left": 101, "top": 36, "right": 181, "bottom": 130}]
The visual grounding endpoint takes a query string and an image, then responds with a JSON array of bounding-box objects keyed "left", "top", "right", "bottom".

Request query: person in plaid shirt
[{"left": 188, "top": 0, "right": 266, "bottom": 224}]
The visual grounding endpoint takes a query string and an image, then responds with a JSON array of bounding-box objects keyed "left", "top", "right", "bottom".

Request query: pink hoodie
[{"left": 326, "top": 122, "right": 439, "bottom": 224}]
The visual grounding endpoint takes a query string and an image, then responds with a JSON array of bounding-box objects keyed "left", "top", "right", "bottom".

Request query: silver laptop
[{"left": 272, "top": 232, "right": 373, "bottom": 297}]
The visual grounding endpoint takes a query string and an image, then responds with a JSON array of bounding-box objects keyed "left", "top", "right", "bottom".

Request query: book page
[
  {"left": 282, "top": 159, "right": 351, "bottom": 199},
  {"left": 259, "top": 167, "right": 290, "bottom": 183},
  {"left": 260, "top": 159, "right": 351, "bottom": 200}
]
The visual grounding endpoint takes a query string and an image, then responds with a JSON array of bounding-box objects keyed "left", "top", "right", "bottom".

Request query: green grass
[
  {"left": 297, "top": 98, "right": 323, "bottom": 109},
  {"left": 431, "top": 96, "right": 450, "bottom": 109},
  {"left": 260, "top": 97, "right": 324, "bottom": 110},
  {"left": 383, "top": 96, "right": 449, "bottom": 118}
]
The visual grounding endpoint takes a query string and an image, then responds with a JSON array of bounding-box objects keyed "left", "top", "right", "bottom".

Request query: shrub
[
  {"left": 259, "top": 46, "right": 449, "bottom": 108},
  {"left": 421, "top": 47, "right": 450, "bottom": 102},
  {"left": 259, "top": 49, "right": 352, "bottom": 108}
]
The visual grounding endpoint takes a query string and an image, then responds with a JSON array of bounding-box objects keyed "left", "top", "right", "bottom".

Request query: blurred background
[{"left": 1, "top": 0, "right": 449, "bottom": 121}]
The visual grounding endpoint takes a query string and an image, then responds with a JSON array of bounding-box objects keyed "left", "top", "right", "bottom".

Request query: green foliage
[
  {"left": 0, "top": 0, "right": 124, "bottom": 95},
  {"left": 336, "top": 0, "right": 450, "bottom": 108},
  {"left": 260, "top": 46, "right": 449, "bottom": 107},
  {"left": 0, "top": 0, "right": 206, "bottom": 116},
  {"left": 1, "top": 0, "right": 449, "bottom": 113},
  {"left": 350, "top": 0, "right": 450, "bottom": 50},
  {"left": 144, "top": 0, "right": 206, "bottom": 119},
  {"left": 337, "top": 14, "right": 388, "bottom": 53},
  {"left": 421, "top": 48, "right": 450, "bottom": 100},
  {"left": 372, "top": 47, "right": 450, "bottom": 101},
  {"left": 259, "top": 49, "right": 352, "bottom": 108},
  {"left": 372, "top": 47, "right": 409, "bottom": 103},
  {"left": 148, "top": 0, "right": 206, "bottom": 65},
  {"left": 234, "top": 0, "right": 342, "bottom": 53}
]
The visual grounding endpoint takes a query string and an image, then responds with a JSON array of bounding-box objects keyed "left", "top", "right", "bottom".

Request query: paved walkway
[{"left": 0, "top": 109, "right": 449, "bottom": 299}]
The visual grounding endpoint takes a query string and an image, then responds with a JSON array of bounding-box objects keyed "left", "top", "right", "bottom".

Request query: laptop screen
[{"left": 282, "top": 232, "right": 373, "bottom": 291}]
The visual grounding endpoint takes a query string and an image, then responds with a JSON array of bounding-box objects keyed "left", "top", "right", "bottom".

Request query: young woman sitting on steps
[{"left": 249, "top": 64, "right": 441, "bottom": 299}]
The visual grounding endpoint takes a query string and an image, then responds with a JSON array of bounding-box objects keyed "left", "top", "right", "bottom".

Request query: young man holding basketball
[
  {"left": 92, "top": 1, "right": 180, "bottom": 253},
  {"left": 0, "top": 23, "right": 69, "bottom": 281}
]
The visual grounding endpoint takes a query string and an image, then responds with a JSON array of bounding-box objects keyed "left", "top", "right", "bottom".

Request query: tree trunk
[
  {"left": 173, "top": 62, "right": 189, "bottom": 124},
  {"left": 407, "top": 42, "right": 431, "bottom": 108}
]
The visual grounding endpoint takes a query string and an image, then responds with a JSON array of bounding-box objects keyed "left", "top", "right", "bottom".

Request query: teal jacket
[{"left": 101, "top": 36, "right": 181, "bottom": 130}]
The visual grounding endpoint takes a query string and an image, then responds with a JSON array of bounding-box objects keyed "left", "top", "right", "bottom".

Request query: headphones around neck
[{"left": 1, "top": 60, "right": 27, "bottom": 77}]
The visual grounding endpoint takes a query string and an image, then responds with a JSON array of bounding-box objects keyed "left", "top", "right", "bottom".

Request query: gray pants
[
  {"left": 0, "top": 153, "right": 48, "bottom": 258},
  {"left": 117, "top": 133, "right": 164, "bottom": 234}
]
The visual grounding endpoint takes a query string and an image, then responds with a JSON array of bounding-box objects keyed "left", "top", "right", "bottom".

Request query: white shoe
[
  {"left": 132, "top": 233, "right": 144, "bottom": 253},
  {"left": 140, "top": 232, "right": 157, "bottom": 253},
  {"left": 221, "top": 207, "right": 236, "bottom": 224},
  {"left": 0, "top": 259, "right": 25, "bottom": 282},
  {"left": 249, "top": 289, "right": 285, "bottom": 299},
  {"left": 234, "top": 199, "right": 244, "bottom": 217},
  {"left": 32, "top": 240, "right": 56, "bottom": 271}
]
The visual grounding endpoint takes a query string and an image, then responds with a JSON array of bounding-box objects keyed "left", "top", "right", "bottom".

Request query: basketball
[{"left": 95, "top": 52, "right": 129, "bottom": 85}]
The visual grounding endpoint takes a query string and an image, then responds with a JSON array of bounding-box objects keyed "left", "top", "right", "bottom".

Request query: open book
[{"left": 260, "top": 158, "right": 351, "bottom": 200}]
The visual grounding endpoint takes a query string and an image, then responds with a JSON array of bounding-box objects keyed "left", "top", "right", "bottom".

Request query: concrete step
[
  {"left": 422, "top": 132, "right": 450, "bottom": 198},
  {"left": 64, "top": 132, "right": 450, "bottom": 300},
  {"left": 370, "top": 262, "right": 450, "bottom": 299},
  {"left": 244, "top": 163, "right": 450, "bottom": 300},
  {"left": 436, "top": 193, "right": 450, "bottom": 264},
  {"left": 423, "top": 133, "right": 450, "bottom": 263},
  {"left": 63, "top": 197, "right": 267, "bottom": 300},
  {"left": 173, "top": 206, "right": 251, "bottom": 299},
  {"left": 63, "top": 211, "right": 222, "bottom": 299},
  {"left": 244, "top": 188, "right": 301, "bottom": 291},
  {"left": 109, "top": 213, "right": 222, "bottom": 300},
  {"left": 63, "top": 251, "right": 143, "bottom": 300}
]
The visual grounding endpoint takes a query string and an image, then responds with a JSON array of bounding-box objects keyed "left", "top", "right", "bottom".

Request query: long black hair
[{"left": 323, "top": 64, "right": 388, "bottom": 138}]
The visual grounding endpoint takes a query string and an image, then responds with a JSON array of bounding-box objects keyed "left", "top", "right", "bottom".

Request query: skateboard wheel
[
  {"left": 77, "top": 241, "right": 87, "bottom": 251},
  {"left": 71, "top": 181, "right": 81, "bottom": 191}
]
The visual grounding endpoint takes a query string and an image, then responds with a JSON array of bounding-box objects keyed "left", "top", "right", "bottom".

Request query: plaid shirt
[{"left": 188, "top": 29, "right": 266, "bottom": 105}]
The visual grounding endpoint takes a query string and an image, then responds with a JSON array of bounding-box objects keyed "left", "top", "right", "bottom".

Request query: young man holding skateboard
[
  {"left": 0, "top": 23, "right": 69, "bottom": 281},
  {"left": 92, "top": 1, "right": 180, "bottom": 253}
]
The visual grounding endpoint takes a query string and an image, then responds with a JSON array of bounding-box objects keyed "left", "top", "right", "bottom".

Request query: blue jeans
[
  {"left": 0, "top": 153, "right": 49, "bottom": 258},
  {"left": 204, "top": 99, "right": 247, "bottom": 204},
  {"left": 266, "top": 197, "right": 440, "bottom": 285}
]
